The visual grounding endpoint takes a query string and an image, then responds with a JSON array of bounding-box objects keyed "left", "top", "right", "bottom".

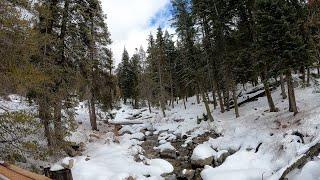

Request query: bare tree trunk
[
  {"left": 212, "top": 87, "right": 218, "bottom": 109},
  {"left": 169, "top": 71, "right": 174, "bottom": 109},
  {"left": 232, "top": 85, "right": 240, "bottom": 118},
  {"left": 196, "top": 90, "right": 200, "bottom": 104},
  {"left": 183, "top": 95, "right": 187, "bottom": 110},
  {"left": 223, "top": 89, "right": 230, "bottom": 111},
  {"left": 301, "top": 66, "right": 306, "bottom": 85},
  {"left": 147, "top": 99, "right": 152, "bottom": 113},
  {"left": 261, "top": 71, "right": 278, "bottom": 112},
  {"left": 89, "top": 98, "right": 98, "bottom": 131},
  {"left": 286, "top": 69, "right": 298, "bottom": 115},
  {"left": 157, "top": 56, "right": 166, "bottom": 117},
  {"left": 39, "top": 100, "right": 53, "bottom": 147},
  {"left": 217, "top": 89, "right": 225, "bottom": 113},
  {"left": 199, "top": 84, "right": 214, "bottom": 122},
  {"left": 307, "top": 67, "right": 311, "bottom": 87},
  {"left": 280, "top": 73, "right": 287, "bottom": 99},
  {"left": 53, "top": 101, "right": 63, "bottom": 146}
]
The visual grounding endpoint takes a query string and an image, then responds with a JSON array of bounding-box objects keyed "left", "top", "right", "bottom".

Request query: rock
[
  {"left": 180, "top": 169, "right": 195, "bottom": 180},
  {"left": 62, "top": 158, "right": 74, "bottom": 169},
  {"left": 89, "top": 133, "right": 100, "bottom": 139},
  {"left": 120, "top": 130, "right": 132, "bottom": 136},
  {"left": 191, "top": 156, "right": 213, "bottom": 168},
  {"left": 214, "top": 150, "right": 230, "bottom": 166},
  {"left": 162, "top": 173, "right": 177, "bottom": 180},
  {"left": 126, "top": 176, "right": 135, "bottom": 180},
  {"left": 160, "top": 149, "right": 177, "bottom": 159},
  {"left": 85, "top": 157, "right": 90, "bottom": 161}
]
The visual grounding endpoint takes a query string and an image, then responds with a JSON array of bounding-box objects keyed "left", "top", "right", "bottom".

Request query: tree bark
[
  {"left": 232, "top": 85, "right": 240, "bottom": 118},
  {"left": 53, "top": 101, "right": 63, "bottom": 146},
  {"left": 89, "top": 98, "right": 98, "bottom": 131},
  {"left": 212, "top": 87, "right": 218, "bottom": 109},
  {"left": 223, "top": 89, "right": 230, "bottom": 111},
  {"left": 280, "top": 73, "right": 287, "bottom": 99},
  {"left": 301, "top": 66, "right": 306, "bottom": 85},
  {"left": 147, "top": 99, "right": 151, "bottom": 113},
  {"left": 39, "top": 100, "right": 53, "bottom": 147},
  {"left": 307, "top": 67, "right": 311, "bottom": 87},
  {"left": 286, "top": 69, "right": 298, "bottom": 115},
  {"left": 261, "top": 71, "right": 278, "bottom": 112},
  {"left": 199, "top": 84, "right": 214, "bottom": 122},
  {"left": 217, "top": 89, "right": 225, "bottom": 113},
  {"left": 183, "top": 95, "right": 187, "bottom": 110}
]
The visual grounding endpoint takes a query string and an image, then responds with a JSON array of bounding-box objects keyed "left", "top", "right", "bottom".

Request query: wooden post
[{"left": 44, "top": 168, "right": 73, "bottom": 180}]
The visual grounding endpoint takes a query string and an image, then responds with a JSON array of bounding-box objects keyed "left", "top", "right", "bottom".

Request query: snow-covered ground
[{"left": 2, "top": 77, "right": 320, "bottom": 180}]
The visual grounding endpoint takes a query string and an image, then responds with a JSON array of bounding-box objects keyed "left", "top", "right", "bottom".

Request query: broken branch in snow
[{"left": 278, "top": 143, "right": 320, "bottom": 180}]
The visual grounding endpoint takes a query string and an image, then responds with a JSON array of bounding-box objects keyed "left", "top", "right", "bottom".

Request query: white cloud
[{"left": 101, "top": 0, "right": 172, "bottom": 66}]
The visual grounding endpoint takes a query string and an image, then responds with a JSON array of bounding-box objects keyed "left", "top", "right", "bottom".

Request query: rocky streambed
[{"left": 126, "top": 127, "right": 236, "bottom": 180}]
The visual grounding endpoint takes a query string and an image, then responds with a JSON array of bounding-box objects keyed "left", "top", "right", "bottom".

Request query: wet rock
[
  {"left": 180, "top": 169, "right": 195, "bottom": 180},
  {"left": 120, "top": 130, "right": 132, "bottom": 136},
  {"left": 160, "top": 149, "right": 177, "bottom": 159},
  {"left": 191, "top": 156, "right": 214, "bottom": 168},
  {"left": 162, "top": 173, "right": 177, "bottom": 180},
  {"left": 214, "top": 150, "right": 230, "bottom": 166}
]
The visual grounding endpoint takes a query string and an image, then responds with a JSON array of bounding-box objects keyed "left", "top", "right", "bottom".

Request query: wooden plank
[{"left": 0, "top": 163, "right": 50, "bottom": 180}]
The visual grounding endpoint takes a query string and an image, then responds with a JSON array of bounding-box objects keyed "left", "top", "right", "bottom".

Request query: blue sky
[{"left": 101, "top": 0, "right": 174, "bottom": 66}]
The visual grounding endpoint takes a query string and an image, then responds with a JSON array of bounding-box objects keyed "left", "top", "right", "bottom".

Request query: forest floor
[{"left": 3, "top": 75, "right": 320, "bottom": 180}]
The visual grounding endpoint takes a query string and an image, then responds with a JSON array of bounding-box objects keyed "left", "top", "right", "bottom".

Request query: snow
[
  {"left": 154, "top": 142, "right": 175, "bottom": 152},
  {"left": 3, "top": 76, "right": 306, "bottom": 179},
  {"left": 201, "top": 151, "right": 273, "bottom": 180},
  {"left": 149, "top": 159, "right": 174, "bottom": 174},
  {"left": 4, "top": 72, "right": 320, "bottom": 179},
  {"left": 289, "top": 159, "right": 320, "bottom": 180},
  {"left": 191, "top": 144, "right": 216, "bottom": 160},
  {"left": 50, "top": 164, "right": 64, "bottom": 171}
]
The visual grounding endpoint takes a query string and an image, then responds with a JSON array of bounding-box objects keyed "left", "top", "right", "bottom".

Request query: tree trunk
[
  {"left": 261, "top": 72, "right": 278, "bottom": 112},
  {"left": 301, "top": 66, "right": 306, "bottom": 85},
  {"left": 39, "top": 100, "right": 53, "bottom": 147},
  {"left": 307, "top": 67, "right": 311, "bottom": 87},
  {"left": 147, "top": 99, "right": 151, "bottom": 113},
  {"left": 286, "top": 69, "right": 298, "bottom": 115},
  {"left": 212, "top": 87, "right": 218, "bottom": 110},
  {"left": 196, "top": 90, "right": 200, "bottom": 104},
  {"left": 217, "top": 89, "right": 225, "bottom": 113},
  {"left": 53, "top": 101, "right": 63, "bottom": 146},
  {"left": 232, "top": 85, "right": 240, "bottom": 118},
  {"left": 199, "top": 84, "right": 214, "bottom": 122},
  {"left": 280, "top": 73, "right": 287, "bottom": 99},
  {"left": 157, "top": 53, "right": 166, "bottom": 117},
  {"left": 223, "top": 90, "right": 230, "bottom": 111},
  {"left": 169, "top": 69, "right": 174, "bottom": 109},
  {"left": 89, "top": 98, "right": 98, "bottom": 131},
  {"left": 183, "top": 95, "right": 187, "bottom": 110}
]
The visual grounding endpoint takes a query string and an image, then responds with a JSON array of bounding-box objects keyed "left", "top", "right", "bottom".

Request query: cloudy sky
[{"left": 101, "top": 0, "right": 174, "bottom": 66}]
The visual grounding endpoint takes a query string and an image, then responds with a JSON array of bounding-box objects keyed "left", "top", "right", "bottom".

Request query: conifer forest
[{"left": 2, "top": 0, "right": 320, "bottom": 179}]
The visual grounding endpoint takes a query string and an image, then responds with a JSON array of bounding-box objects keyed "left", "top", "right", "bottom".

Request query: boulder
[
  {"left": 160, "top": 149, "right": 177, "bottom": 159},
  {"left": 191, "top": 156, "right": 214, "bottom": 168}
]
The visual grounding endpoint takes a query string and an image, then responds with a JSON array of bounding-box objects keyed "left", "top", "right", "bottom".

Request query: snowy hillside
[{"left": 39, "top": 78, "right": 320, "bottom": 180}]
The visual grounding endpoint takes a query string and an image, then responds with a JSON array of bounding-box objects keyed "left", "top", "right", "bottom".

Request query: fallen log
[
  {"left": 277, "top": 143, "right": 320, "bottom": 180},
  {"left": 108, "top": 121, "right": 143, "bottom": 125}
]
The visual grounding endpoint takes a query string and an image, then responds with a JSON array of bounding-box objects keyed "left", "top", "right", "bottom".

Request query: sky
[{"left": 101, "top": 0, "right": 174, "bottom": 67}]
